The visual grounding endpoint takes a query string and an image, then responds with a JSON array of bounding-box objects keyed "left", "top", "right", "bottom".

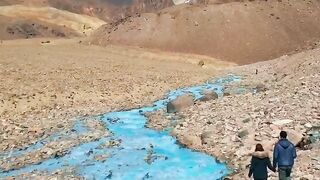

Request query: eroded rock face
[{"left": 167, "top": 94, "right": 194, "bottom": 113}]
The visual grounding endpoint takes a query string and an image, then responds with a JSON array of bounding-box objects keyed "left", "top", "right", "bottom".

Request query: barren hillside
[
  {"left": 0, "top": 15, "right": 80, "bottom": 40},
  {"left": 91, "top": 0, "right": 320, "bottom": 64},
  {"left": 0, "top": 0, "right": 174, "bottom": 21},
  {"left": 0, "top": 5, "right": 106, "bottom": 39}
]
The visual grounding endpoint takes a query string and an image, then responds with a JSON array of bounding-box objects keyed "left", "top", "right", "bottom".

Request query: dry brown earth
[
  {"left": 92, "top": 0, "right": 320, "bottom": 64},
  {"left": 150, "top": 47, "right": 320, "bottom": 179},
  {"left": 0, "top": 38, "right": 233, "bottom": 154},
  {"left": 0, "top": 15, "right": 80, "bottom": 40}
]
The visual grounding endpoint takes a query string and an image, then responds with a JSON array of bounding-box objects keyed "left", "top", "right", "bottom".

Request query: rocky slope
[
  {"left": 149, "top": 47, "right": 320, "bottom": 179},
  {"left": 0, "top": 5, "right": 106, "bottom": 39},
  {"left": 91, "top": 0, "right": 320, "bottom": 65},
  {"left": 0, "top": 0, "right": 174, "bottom": 21},
  {"left": 0, "top": 0, "right": 174, "bottom": 40},
  {"left": 0, "top": 15, "right": 80, "bottom": 40}
]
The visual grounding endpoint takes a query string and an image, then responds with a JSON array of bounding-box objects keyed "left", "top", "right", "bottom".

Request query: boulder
[
  {"left": 237, "top": 129, "right": 249, "bottom": 139},
  {"left": 200, "top": 130, "right": 215, "bottom": 145},
  {"left": 287, "top": 129, "right": 304, "bottom": 146},
  {"left": 255, "top": 84, "right": 268, "bottom": 93},
  {"left": 304, "top": 123, "right": 313, "bottom": 129},
  {"left": 272, "top": 119, "right": 293, "bottom": 126},
  {"left": 180, "top": 135, "right": 201, "bottom": 147},
  {"left": 199, "top": 90, "right": 218, "bottom": 102},
  {"left": 167, "top": 94, "right": 194, "bottom": 113},
  {"left": 198, "top": 60, "right": 205, "bottom": 67}
]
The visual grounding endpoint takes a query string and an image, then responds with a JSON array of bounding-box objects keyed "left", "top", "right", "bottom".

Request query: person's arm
[
  {"left": 292, "top": 145, "right": 297, "bottom": 159},
  {"left": 267, "top": 157, "right": 276, "bottom": 172},
  {"left": 248, "top": 157, "right": 254, "bottom": 178},
  {"left": 273, "top": 143, "right": 278, "bottom": 169}
]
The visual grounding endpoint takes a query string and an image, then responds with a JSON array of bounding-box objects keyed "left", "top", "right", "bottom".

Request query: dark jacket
[
  {"left": 273, "top": 139, "right": 297, "bottom": 168},
  {"left": 249, "top": 151, "right": 275, "bottom": 180}
]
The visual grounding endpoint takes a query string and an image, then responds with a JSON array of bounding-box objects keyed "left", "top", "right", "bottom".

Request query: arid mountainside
[
  {"left": 0, "top": 0, "right": 174, "bottom": 21},
  {"left": 91, "top": 0, "right": 320, "bottom": 64},
  {"left": 0, "top": 15, "right": 79, "bottom": 40},
  {"left": 0, "top": 0, "right": 174, "bottom": 40},
  {"left": 0, "top": 0, "right": 319, "bottom": 179},
  {"left": 0, "top": 5, "right": 106, "bottom": 40}
]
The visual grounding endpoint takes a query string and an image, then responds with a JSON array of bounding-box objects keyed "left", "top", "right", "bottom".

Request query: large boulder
[
  {"left": 200, "top": 130, "right": 215, "bottom": 146},
  {"left": 199, "top": 90, "right": 218, "bottom": 102},
  {"left": 180, "top": 134, "right": 202, "bottom": 147},
  {"left": 167, "top": 94, "right": 194, "bottom": 113},
  {"left": 272, "top": 119, "right": 293, "bottom": 126},
  {"left": 286, "top": 129, "right": 303, "bottom": 146}
]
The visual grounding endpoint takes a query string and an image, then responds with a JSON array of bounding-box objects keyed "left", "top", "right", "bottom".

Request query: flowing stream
[{"left": 0, "top": 75, "right": 241, "bottom": 180}]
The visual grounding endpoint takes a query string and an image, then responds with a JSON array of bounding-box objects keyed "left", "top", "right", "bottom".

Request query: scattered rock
[
  {"left": 199, "top": 90, "right": 218, "bottom": 102},
  {"left": 198, "top": 60, "right": 205, "bottom": 67},
  {"left": 272, "top": 119, "right": 293, "bottom": 126},
  {"left": 167, "top": 94, "right": 194, "bottom": 113},
  {"left": 200, "top": 131, "right": 215, "bottom": 145},
  {"left": 180, "top": 134, "right": 201, "bottom": 147},
  {"left": 41, "top": 40, "right": 51, "bottom": 44},
  {"left": 287, "top": 129, "right": 304, "bottom": 146},
  {"left": 237, "top": 129, "right": 249, "bottom": 139},
  {"left": 254, "top": 84, "right": 268, "bottom": 93},
  {"left": 304, "top": 123, "right": 313, "bottom": 129}
]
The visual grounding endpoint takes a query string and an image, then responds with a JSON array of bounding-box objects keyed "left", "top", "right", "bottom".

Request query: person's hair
[
  {"left": 255, "top": 143, "right": 264, "bottom": 152},
  {"left": 280, "top": 131, "right": 287, "bottom": 139}
]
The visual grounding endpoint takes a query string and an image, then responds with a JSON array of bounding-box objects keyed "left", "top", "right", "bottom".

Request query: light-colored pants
[{"left": 279, "top": 167, "right": 292, "bottom": 180}]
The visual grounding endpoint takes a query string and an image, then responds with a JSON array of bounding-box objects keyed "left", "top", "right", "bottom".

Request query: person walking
[
  {"left": 273, "top": 131, "right": 297, "bottom": 180},
  {"left": 249, "top": 143, "right": 276, "bottom": 180}
]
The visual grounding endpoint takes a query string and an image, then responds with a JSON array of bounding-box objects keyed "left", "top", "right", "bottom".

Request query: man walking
[{"left": 273, "top": 131, "right": 297, "bottom": 180}]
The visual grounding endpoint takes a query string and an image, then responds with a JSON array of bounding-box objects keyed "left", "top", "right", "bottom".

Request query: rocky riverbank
[
  {"left": 0, "top": 38, "right": 234, "bottom": 170},
  {"left": 148, "top": 48, "right": 320, "bottom": 179}
]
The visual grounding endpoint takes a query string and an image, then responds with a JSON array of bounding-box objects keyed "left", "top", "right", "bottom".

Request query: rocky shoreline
[
  {"left": 0, "top": 38, "right": 232, "bottom": 154},
  {"left": 148, "top": 48, "right": 320, "bottom": 179},
  {"left": 0, "top": 38, "right": 235, "bottom": 178}
]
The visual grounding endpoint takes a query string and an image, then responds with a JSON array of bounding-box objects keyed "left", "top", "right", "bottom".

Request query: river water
[{"left": 0, "top": 75, "right": 241, "bottom": 179}]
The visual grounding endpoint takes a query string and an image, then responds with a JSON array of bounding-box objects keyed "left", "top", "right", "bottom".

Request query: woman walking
[{"left": 249, "top": 144, "right": 276, "bottom": 180}]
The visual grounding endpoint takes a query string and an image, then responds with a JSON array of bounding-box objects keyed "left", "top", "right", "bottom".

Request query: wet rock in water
[
  {"left": 94, "top": 154, "right": 110, "bottom": 162},
  {"left": 107, "top": 139, "right": 121, "bottom": 148},
  {"left": 106, "top": 170, "right": 112, "bottom": 179},
  {"left": 199, "top": 90, "right": 218, "bottom": 102},
  {"left": 167, "top": 94, "right": 194, "bottom": 113}
]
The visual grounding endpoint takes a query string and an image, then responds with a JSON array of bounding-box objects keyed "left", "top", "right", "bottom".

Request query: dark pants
[{"left": 278, "top": 166, "right": 292, "bottom": 180}]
